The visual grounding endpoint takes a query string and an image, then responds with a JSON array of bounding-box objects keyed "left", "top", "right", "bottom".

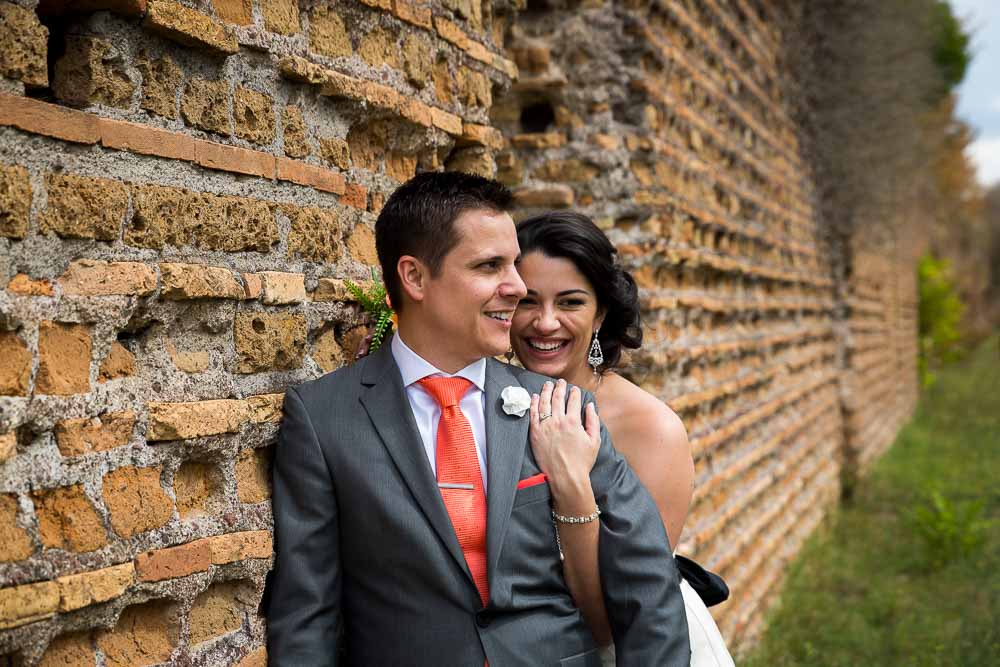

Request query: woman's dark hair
[
  {"left": 516, "top": 211, "right": 642, "bottom": 372},
  {"left": 376, "top": 171, "right": 512, "bottom": 312}
]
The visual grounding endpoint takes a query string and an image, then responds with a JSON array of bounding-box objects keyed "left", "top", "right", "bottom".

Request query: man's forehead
[{"left": 450, "top": 208, "right": 518, "bottom": 253}]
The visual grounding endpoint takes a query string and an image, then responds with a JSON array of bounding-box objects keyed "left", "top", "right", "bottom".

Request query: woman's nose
[{"left": 534, "top": 307, "right": 560, "bottom": 334}]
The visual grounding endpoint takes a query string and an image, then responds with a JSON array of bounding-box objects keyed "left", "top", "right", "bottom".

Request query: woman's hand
[{"left": 529, "top": 379, "right": 601, "bottom": 505}]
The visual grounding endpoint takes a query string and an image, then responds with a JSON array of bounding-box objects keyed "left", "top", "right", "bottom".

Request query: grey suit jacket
[{"left": 267, "top": 341, "right": 690, "bottom": 666}]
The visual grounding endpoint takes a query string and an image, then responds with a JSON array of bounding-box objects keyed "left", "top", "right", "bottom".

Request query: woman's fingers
[
  {"left": 538, "top": 381, "right": 553, "bottom": 420},
  {"left": 584, "top": 402, "right": 601, "bottom": 444},
  {"left": 529, "top": 392, "right": 540, "bottom": 428},
  {"left": 551, "top": 379, "right": 567, "bottom": 417},
  {"left": 566, "top": 385, "right": 583, "bottom": 425}
]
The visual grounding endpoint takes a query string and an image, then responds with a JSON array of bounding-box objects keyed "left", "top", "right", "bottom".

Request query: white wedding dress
[{"left": 598, "top": 578, "right": 735, "bottom": 666}]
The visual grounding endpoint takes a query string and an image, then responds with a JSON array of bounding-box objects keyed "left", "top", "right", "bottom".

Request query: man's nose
[{"left": 501, "top": 265, "right": 527, "bottom": 299}]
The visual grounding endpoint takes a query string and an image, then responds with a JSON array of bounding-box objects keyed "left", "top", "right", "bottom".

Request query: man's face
[{"left": 418, "top": 208, "right": 526, "bottom": 369}]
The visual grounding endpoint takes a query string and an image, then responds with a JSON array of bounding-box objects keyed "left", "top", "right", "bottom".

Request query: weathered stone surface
[
  {"left": 203, "top": 530, "right": 272, "bottom": 564},
  {"left": 96, "top": 600, "right": 179, "bottom": 667},
  {"left": 402, "top": 33, "right": 433, "bottom": 87},
  {"left": 137, "top": 51, "right": 183, "bottom": 118},
  {"left": 173, "top": 460, "right": 218, "bottom": 519},
  {"left": 38, "top": 632, "right": 96, "bottom": 667},
  {"left": 144, "top": 0, "right": 238, "bottom": 55},
  {"left": 181, "top": 77, "right": 230, "bottom": 136},
  {"left": 445, "top": 146, "right": 495, "bottom": 177},
  {"left": 0, "top": 431, "right": 14, "bottom": 464},
  {"left": 189, "top": 581, "right": 246, "bottom": 645},
  {"left": 59, "top": 259, "right": 157, "bottom": 296},
  {"left": 53, "top": 36, "right": 135, "bottom": 108},
  {"left": 166, "top": 339, "right": 211, "bottom": 373},
  {"left": 386, "top": 151, "right": 417, "bottom": 182},
  {"left": 160, "top": 262, "right": 243, "bottom": 299},
  {"left": 311, "top": 326, "right": 345, "bottom": 373},
  {"left": 282, "top": 105, "right": 310, "bottom": 158},
  {"left": 0, "top": 580, "right": 59, "bottom": 630},
  {"left": 0, "top": 2, "right": 48, "bottom": 86},
  {"left": 36, "top": 321, "right": 92, "bottom": 396},
  {"left": 233, "top": 312, "right": 307, "bottom": 372},
  {"left": 235, "top": 447, "right": 271, "bottom": 503},
  {"left": 532, "top": 158, "right": 599, "bottom": 182},
  {"left": 247, "top": 393, "right": 283, "bottom": 422},
  {"left": 212, "top": 0, "right": 251, "bottom": 25},
  {"left": 319, "top": 136, "right": 350, "bottom": 170},
  {"left": 147, "top": 399, "right": 249, "bottom": 441},
  {"left": 347, "top": 223, "right": 377, "bottom": 265},
  {"left": 311, "top": 277, "right": 354, "bottom": 302},
  {"left": 512, "top": 184, "right": 574, "bottom": 208},
  {"left": 55, "top": 411, "right": 135, "bottom": 457},
  {"left": 234, "top": 87, "right": 276, "bottom": 145},
  {"left": 259, "top": 271, "right": 306, "bottom": 304},
  {"left": 358, "top": 26, "right": 400, "bottom": 68},
  {"left": 135, "top": 540, "right": 211, "bottom": 581},
  {"left": 57, "top": 562, "right": 135, "bottom": 612},
  {"left": 98, "top": 341, "right": 137, "bottom": 382},
  {"left": 0, "top": 494, "right": 34, "bottom": 562},
  {"left": 102, "top": 466, "right": 173, "bottom": 537},
  {"left": 7, "top": 273, "right": 54, "bottom": 296},
  {"left": 40, "top": 172, "right": 128, "bottom": 240},
  {"left": 0, "top": 163, "right": 31, "bottom": 239},
  {"left": 0, "top": 331, "right": 31, "bottom": 397},
  {"left": 262, "top": 0, "right": 299, "bottom": 35},
  {"left": 285, "top": 205, "right": 341, "bottom": 263},
  {"left": 33, "top": 484, "right": 108, "bottom": 552},
  {"left": 237, "top": 646, "right": 268, "bottom": 667},
  {"left": 309, "top": 6, "right": 352, "bottom": 58}
]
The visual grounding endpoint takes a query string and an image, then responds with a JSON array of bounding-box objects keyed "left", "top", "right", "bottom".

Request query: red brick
[
  {"left": 135, "top": 540, "right": 212, "bottom": 582},
  {"left": 143, "top": 0, "right": 238, "bottom": 55},
  {"left": 434, "top": 16, "right": 469, "bottom": 50},
  {"left": 341, "top": 183, "right": 367, "bottom": 210},
  {"left": 398, "top": 97, "right": 433, "bottom": 128},
  {"left": 430, "top": 107, "right": 462, "bottom": 135},
  {"left": 276, "top": 157, "right": 346, "bottom": 195},
  {"left": 0, "top": 93, "right": 100, "bottom": 144},
  {"left": 193, "top": 139, "right": 276, "bottom": 178},
  {"left": 99, "top": 118, "right": 196, "bottom": 161}
]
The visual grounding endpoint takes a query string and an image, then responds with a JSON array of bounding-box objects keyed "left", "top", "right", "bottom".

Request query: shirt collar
[{"left": 391, "top": 332, "right": 486, "bottom": 392}]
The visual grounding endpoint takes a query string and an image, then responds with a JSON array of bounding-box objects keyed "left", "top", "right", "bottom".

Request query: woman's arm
[{"left": 529, "top": 380, "right": 612, "bottom": 646}]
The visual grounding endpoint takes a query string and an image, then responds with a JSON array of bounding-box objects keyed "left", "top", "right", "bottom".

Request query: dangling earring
[
  {"left": 504, "top": 347, "right": 515, "bottom": 363},
  {"left": 587, "top": 331, "right": 604, "bottom": 374}
]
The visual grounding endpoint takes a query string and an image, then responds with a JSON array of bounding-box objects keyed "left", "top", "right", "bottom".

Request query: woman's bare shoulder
[{"left": 601, "top": 374, "right": 688, "bottom": 452}]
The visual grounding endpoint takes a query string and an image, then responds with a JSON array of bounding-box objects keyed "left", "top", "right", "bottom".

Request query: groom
[{"left": 267, "top": 172, "right": 690, "bottom": 665}]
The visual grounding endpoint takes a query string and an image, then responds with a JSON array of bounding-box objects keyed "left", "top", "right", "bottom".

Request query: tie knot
[{"left": 418, "top": 376, "right": 474, "bottom": 409}]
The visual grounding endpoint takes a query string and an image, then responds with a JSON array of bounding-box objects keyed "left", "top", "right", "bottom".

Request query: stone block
[
  {"left": 259, "top": 271, "right": 306, "bottom": 304},
  {"left": 98, "top": 341, "right": 137, "bottom": 382},
  {"left": 531, "top": 159, "right": 599, "bottom": 183},
  {"left": 311, "top": 326, "right": 345, "bottom": 373},
  {"left": 135, "top": 540, "right": 212, "bottom": 581},
  {"left": 460, "top": 123, "right": 504, "bottom": 150},
  {"left": 341, "top": 183, "right": 367, "bottom": 210},
  {"left": 55, "top": 410, "right": 135, "bottom": 457},
  {"left": 173, "top": 460, "right": 220, "bottom": 519},
  {"left": 181, "top": 77, "right": 230, "bottom": 136},
  {"left": 56, "top": 562, "right": 135, "bottom": 612},
  {"left": 0, "top": 2, "right": 48, "bottom": 87},
  {"left": 282, "top": 105, "right": 310, "bottom": 158},
  {"left": 0, "top": 331, "right": 31, "bottom": 397},
  {"left": 286, "top": 205, "right": 341, "bottom": 263},
  {"left": 96, "top": 600, "right": 179, "bottom": 667},
  {"left": 38, "top": 632, "right": 96, "bottom": 667},
  {"left": 386, "top": 151, "right": 417, "bottom": 182},
  {"left": 0, "top": 431, "right": 14, "bottom": 464},
  {"left": 402, "top": 34, "right": 432, "bottom": 87},
  {"left": 33, "top": 484, "right": 108, "bottom": 552},
  {"left": 347, "top": 223, "right": 377, "bottom": 265},
  {"left": 0, "top": 92, "right": 101, "bottom": 144},
  {"left": 58, "top": 259, "right": 157, "bottom": 296},
  {"left": 430, "top": 107, "right": 462, "bottom": 135},
  {"left": 144, "top": 0, "right": 238, "bottom": 55},
  {"left": 0, "top": 163, "right": 31, "bottom": 239},
  {"left": 358, "top": 26, "right": 400, "bottom": 68},
  {"left": 237, "top": 647, "right": 268, "bottom": 667},
  {"left": 241, "top": 272, "right": 262, "bottom": 299},
  {"left": 188, "top": 581, "right": 246, "bottom": 645},
  {"left": 309, "top": 6, "right": 351, "bottom": 58},
  {"left": 511, "top": 132, "right": 566, "bottom": 149},
  {"left": 102, "top": 465, "right": 173, "bottom": 538},
  {"left": 513, "top": 184, "right": 574, "bottom": 208},
  {"left": 40, "top": 172, "right": 128, "bottom": 240},
  {"left": 160, "top": 262, "right": 243, "bottom": 300},
  {"left": 53, "top": 36, "right": 135, "bottom": 109},
  {"left": 0, "top": 494, "right": 34, "bottom": 562},
  {"left": 236, "top": 447, "right": 271, "bottom": 503},
  {"left": 146, "top": 398, "right": 250, "bottom": 441},
  {"left": 434, "top": 16, "right": 469, "bottom": 50},
  {"left": 277, "top": 54, "right": 326, "bottom": 84},
  {"left": 203, "top": 530, "right": 273, "bottom": 564},
  {"left": 262, "top": 0, "right": 299, "bottom": 35},
  {"left": 166, "top": 339, "right": 211, "bottom": 373},
  {"left": 445, "top": 146, "right": 495, "bottom": 178},
  {"left": 36, "top": 321, "right": 92, "bottom": 396},
  {"left": 0, "top": 580, "right": 59, "bottom": 630},
  {"left": 247, "top": 393, "right": 283, "bottom": 423},
  {"left": 233, "top": 312, "right": 307, "bottom": 373},
  {"left": 394, "top": 0, "right": 433, "bottom": 30},
  {"left": 234, "top": 87, "right": 275, "bottom": 145},
  {"left": 212, "top": 0, "right": 251, "bottom": 25},
  {"left": 137, "top": 51, "right": 183, "bottom": 118},
  {"left": 311, "top": 277, "right": 354, "bottom": 302},
  {"left": 319, "top": 136, "right": 350, "bottom": 170}
]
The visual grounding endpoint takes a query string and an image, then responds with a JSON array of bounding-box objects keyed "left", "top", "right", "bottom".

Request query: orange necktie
[{"left": 418, "top": 376, "right": 489, "bottom": 606}]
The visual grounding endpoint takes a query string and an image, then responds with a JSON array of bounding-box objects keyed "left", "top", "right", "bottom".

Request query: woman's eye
[
  {"left": 560, "top": 299, "right": 585, "bottom": 307},
  {"left": 518, "top": 297, "right": 537, "bottom": 306}
]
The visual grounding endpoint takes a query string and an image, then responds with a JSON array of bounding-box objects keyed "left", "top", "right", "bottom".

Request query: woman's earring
[{"left": 587, "top": 331, "right": 604, "bottom": 373}]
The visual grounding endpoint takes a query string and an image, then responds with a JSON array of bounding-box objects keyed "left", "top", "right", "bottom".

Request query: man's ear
[{"left": 397, "top": 255, "right": 428, "bottom": 304}]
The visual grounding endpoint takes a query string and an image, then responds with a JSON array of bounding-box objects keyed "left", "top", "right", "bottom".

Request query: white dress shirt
[{"left": 390, "top": 333, "right": 488, "bottom": 490}]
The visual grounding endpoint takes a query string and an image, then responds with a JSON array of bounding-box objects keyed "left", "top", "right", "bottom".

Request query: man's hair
[{"left": 375, "top": 171, "right": 513, "bottom": 312}]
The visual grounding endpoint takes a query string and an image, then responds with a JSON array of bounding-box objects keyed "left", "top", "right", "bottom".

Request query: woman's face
[{"left": 511, "top": 251, "right": 605, "bottom": 382}]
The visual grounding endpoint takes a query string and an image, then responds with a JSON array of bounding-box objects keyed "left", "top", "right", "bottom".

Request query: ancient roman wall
[{"left": 0, "top": 0, "right": 918, "bottom": 663}]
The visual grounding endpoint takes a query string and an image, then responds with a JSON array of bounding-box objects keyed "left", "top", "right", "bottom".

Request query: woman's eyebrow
[{"left": 556, "top": 289, "right": 590, "bottom": 297}]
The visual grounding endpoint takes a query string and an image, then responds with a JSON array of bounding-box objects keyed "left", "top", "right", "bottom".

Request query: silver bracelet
[{"left": 551, "top": 507, "right": 601, "bottom": 524}]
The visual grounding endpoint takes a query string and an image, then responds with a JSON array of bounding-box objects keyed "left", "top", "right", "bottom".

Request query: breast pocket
[{"left": 512, "top": 480, "right": 551, "bottom": 508}]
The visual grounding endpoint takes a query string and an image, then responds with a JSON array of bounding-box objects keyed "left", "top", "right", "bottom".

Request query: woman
[{"left": 511, "top": 211, "right": 734, "bottom": 666}]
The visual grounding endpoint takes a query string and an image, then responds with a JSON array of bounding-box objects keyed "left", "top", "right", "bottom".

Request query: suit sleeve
[
  {"left": 267, "top": 386, "right": 341, "bottom": 666},
  {"left": 587, "top": 392, "right": 691, "bottom": 666}
]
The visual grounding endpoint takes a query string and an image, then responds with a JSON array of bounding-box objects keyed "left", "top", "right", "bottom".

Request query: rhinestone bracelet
[{"left": 551, "top": 507, "right": 601, "bottom": 524}]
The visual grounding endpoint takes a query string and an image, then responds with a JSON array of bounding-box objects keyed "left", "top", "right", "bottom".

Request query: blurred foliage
[
  {"left": 744, "top": 337, "right": 1000, "bottom": 666},
  {"left": 918, "top": 253, "right": 965, "bottom": 387},
  {"left": 930, "top": 1, "right": 972, "bottom": 96}
]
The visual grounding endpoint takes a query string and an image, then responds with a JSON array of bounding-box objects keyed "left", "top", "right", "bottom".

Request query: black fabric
[{"left": 676, "top": 555, "right": 730, "bottom": 607}]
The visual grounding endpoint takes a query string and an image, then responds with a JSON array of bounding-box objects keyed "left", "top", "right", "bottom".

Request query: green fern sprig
[{"left": 344, "top": 267, "right": 395, "bottom": 352}]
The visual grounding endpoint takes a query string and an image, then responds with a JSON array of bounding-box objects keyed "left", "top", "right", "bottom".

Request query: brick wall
[{"left": 0, "top": 0, "right": 918, "bottom": 663}]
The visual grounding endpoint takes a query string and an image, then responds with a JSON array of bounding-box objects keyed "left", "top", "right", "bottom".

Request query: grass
[{"left": 743, "top": 336, "right": 1000, "bottom": 667}]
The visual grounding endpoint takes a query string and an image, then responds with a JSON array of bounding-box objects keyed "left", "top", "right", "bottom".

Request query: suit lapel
[
  {"left": 358, "top": 343, "right": 474, "bottom": 587},
  {"left": 484, "top": 359, "right": 530, "bottom": 584}
]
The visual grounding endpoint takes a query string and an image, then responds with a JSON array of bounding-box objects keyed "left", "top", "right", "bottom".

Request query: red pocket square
[{"left": 516, "top": 473, "right": 548, "bottom": 489}]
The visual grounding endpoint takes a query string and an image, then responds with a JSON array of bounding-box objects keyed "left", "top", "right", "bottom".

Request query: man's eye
[{"left": 479, "top": 261, "right": 499, "bottom": 270}]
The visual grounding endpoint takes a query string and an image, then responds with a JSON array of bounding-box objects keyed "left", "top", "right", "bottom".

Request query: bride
[{"left": 510, "top": 211, "right": 735, "bottom": 667}]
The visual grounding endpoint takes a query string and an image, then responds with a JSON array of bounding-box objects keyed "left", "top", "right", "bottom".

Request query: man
[{"left": 267, "top": 172, "right": 690, "bottom": 665}]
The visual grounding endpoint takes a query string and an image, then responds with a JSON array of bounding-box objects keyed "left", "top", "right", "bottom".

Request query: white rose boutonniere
[{"left": 500, "top": 386, "right": 531, "bottom": 417}]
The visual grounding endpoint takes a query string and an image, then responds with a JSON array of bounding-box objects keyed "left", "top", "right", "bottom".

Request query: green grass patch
[{"left": 744, "top": 336, "right": 1000, "bottom": 667}]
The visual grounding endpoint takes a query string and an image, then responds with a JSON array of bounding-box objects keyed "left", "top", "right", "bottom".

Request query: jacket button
[{"left": 475, "top": 609, "right": 492, "bottom": 628}]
